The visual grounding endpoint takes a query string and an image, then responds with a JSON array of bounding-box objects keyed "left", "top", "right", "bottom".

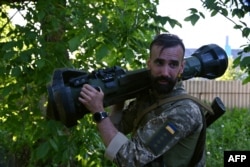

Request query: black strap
[
  {"left": 188, "top": 106, "right": 206, "bottom": 167},
  {"left": 133, "top": 94, "right": 213, "bottom": 134}
]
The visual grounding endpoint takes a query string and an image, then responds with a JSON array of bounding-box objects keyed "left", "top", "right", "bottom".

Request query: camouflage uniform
[{"left": 105, "top": 81, "right": 206, "bottom": 167}]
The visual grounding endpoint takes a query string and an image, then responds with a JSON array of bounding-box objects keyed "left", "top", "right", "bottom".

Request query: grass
[{"left": 206, "top": 108, "right": 250, "bottom": 167}]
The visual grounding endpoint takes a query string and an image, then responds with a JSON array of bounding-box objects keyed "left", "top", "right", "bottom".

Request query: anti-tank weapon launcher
[{"left": 46, "top": 44, "right": 228, "bottom": 127}]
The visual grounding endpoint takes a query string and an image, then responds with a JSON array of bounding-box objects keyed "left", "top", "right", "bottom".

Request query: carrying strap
[
  {"left": 133, "top": 94, "right": 213, "bottom": 132},
  {"left": 189, "top": 106, "right": 206, "bottom": 167}
]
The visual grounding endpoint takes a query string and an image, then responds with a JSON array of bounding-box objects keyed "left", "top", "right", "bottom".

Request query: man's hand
[
  {"left": 78, "top": 84, "right": 104, "bottom": 114},
  {"left": 78, "top": 84, "right": 119, "bottom": 147}
]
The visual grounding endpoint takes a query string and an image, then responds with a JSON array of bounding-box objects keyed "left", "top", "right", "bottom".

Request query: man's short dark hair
[{"left": 149, "top": 33, "right": 185, "bottom": 57}]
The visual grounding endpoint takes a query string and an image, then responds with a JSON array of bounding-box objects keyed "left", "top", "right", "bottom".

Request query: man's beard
[{"left": 151, "top": 75, "right": 177, "bottom": 94}]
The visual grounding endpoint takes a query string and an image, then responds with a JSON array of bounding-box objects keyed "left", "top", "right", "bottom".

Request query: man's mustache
[{"left": 155, "top": 76, "right": 173, "bottom": 83}]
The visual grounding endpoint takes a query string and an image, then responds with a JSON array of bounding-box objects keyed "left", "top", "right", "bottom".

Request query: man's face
[{"left": 147, "top": 45, "right": 185, "bottom": 94}]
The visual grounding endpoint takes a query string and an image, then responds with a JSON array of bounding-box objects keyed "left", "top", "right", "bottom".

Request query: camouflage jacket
[{"left": 105, "top": 82, "right": 206, "bottom": 167}]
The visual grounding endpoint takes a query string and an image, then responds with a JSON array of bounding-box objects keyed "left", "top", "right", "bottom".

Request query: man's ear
[{"left": 180, "top": 60, "right": 185, "bottom": 73}]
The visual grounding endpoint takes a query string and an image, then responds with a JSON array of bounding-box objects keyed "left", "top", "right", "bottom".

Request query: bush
[{"left": 206, "top": 108, "right": 250, "bottom": 166}]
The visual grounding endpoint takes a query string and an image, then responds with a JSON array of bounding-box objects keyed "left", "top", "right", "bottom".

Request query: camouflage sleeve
[{"left": 105, "top": 99, "right": 203, "bottom": 166}]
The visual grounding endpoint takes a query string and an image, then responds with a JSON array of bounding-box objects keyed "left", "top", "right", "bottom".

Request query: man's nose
[{"left": 159, "top": 66, "right": 170, "bottom": 77}]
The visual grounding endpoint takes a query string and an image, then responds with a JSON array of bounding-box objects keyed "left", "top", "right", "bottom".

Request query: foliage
[
  {"left": 216, "top": 57, "right": 246, "bottom": 80},
  {"left": 206, "top": 108, "right": 250, "bottom": 167},
  {"left": 0, "top": 0, "right": 178, "bottom": 166},
  {"left": 185, "top": 0, "right": 250, "bottom": 84},
  {"left": 0, "top": 5, "right": 15, "bottom": 42},
  {"left": 0, "top": 0, "right": 249, "bottom": 166}
]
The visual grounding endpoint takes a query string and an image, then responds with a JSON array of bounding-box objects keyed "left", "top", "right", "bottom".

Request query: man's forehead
[
  {"left": 151, "top": 45, "right": 163, "bottom": 51},
  {"left": 151, "top": 45, "right": 183, "bottom": 60},
  {"left": 153, "top": 57, "right": 180, "bottom": 64}
]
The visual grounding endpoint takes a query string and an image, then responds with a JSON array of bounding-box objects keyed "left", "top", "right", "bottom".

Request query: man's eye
[
  {"left": 169, "top": 62, "right": 179, "bottom": 68},
  {"left": 154, "top": 60, "right": 164, "bottom": 66}
]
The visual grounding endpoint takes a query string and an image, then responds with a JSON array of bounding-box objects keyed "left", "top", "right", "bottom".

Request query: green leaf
[
  {"left": 199, "top": 12, "right": 205, "bottom": 19},
  {"left": 240, "top": 56, "right": 250, "bottom": 68},
  {"left": 49, "top": 138, "right": 59, "bottom": 152},
  {"left": 2, "top": 85, "right": 13, "bottom": 97},
  {"left": 68, "top": 36, "right": 81, "bottom": 52},
  {"left": 233, "top": 56, "right": 241, "bottom": 67},
  {"left": 124, "top": 49, "right": 134, "bottom": 62},
  {"left": 220, "top": 8, "right": 228, "bottom": 16},
  {"left": 3, "top": 51, "right": 15, "bottom": 60},
  {"left": 35, "top": 142, "right": 50, "bottom": 160},
  {"left": 20, "top": 51, "right": 31, "bottom": 62},
  {"left": 233, "top": 24, "right": 242, "bottom": 29},
  {"left": 233, "top": 8, "right": 245, "bottom": 18},
  {"left": 96, "top": 45, "right": 109, "bottom": 61},
  {"left": 11, "top": 66, "right": 21, "bottom": 77},
  {"left": 158, "top": 16, "right": 168, "bottom": 25},
  {"left": 243, "top": 45, "right": 250, "bottom": 52},
  {"left": 184, "top": 14, "right": 200, "bottom": 25},
  {"left": 243, "top": 76, "right": 250, "bottom": 84},
  {"left": 16, "top": 40, "right": 23, "bottom": 50},
  {"left": 242, "top": 27, "right": 250, "bottom": 37},
  {"left": 168, "top": 18, "right": 181, "bottom": 28},
  {"left": 36, "top": 59, "right": 45, "bottom": 69},
  {"left": 211, "top": 10, "right": 218, "bottom": 17},
  {"left": 187, "top": 8, "right": 198, "bottom": 13},
  {"left": 239, "top": 20, "right": 247, "bottom": 27},
  {"left": 184, "top": 16, "right": 192, "bottom": 22},
  {"left": 37, "top": 10, "right": 46, "bottom": 21}
]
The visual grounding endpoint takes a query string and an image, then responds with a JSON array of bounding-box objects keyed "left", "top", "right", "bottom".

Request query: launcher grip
[{"left": 206, "top": 97, "right": 226, "bottom": 127}]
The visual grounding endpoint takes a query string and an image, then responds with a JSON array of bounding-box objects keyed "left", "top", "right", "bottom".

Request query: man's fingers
[
  {"left": 80, "top": 84, "right": 101, "bottom": 100},
  {"left": 83, "top": 84, "right": 97, "bottom": 92}
]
